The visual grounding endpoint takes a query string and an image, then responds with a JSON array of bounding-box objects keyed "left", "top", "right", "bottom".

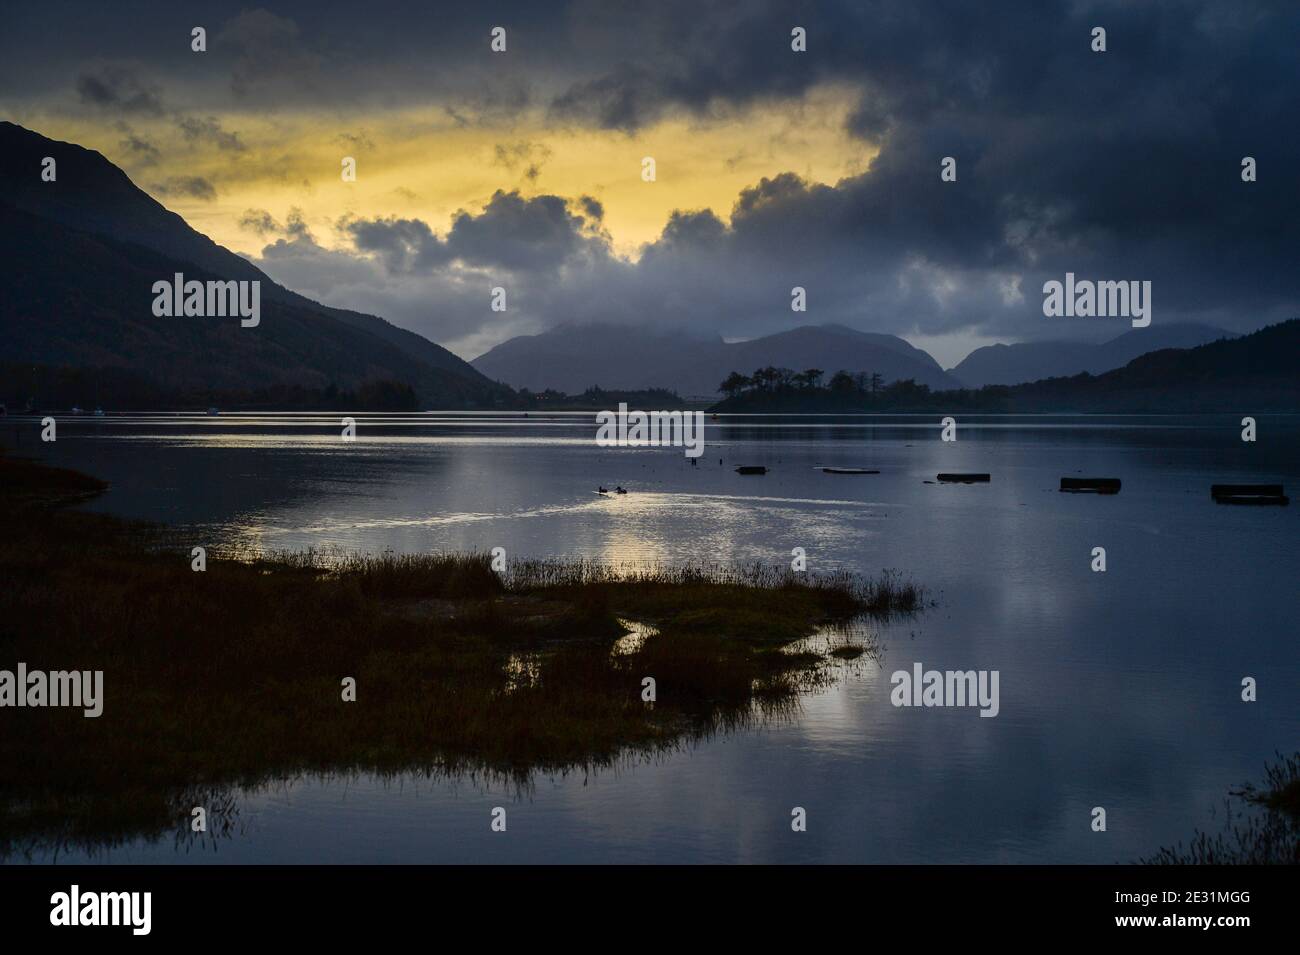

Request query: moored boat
[
  {"left": 1211, "top": 483, "right": 1287, "bottom": 506},
  {"left": 1060, "top": 477, "right": 1121, "bottom": 494}
]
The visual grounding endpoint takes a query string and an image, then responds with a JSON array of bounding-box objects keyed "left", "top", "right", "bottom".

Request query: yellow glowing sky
[{"left": 30, "top": 85, "right": 872, "bottom": 259}]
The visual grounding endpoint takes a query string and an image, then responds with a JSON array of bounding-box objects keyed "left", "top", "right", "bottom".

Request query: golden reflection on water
[{"left": 611, "top": 619, "right": 659, "bottom": 656}]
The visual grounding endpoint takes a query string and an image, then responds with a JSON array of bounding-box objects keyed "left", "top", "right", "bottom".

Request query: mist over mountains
[
  {"left": 1, "top": 121, "right": 1294, "bottom": 414},
  {"left": 472, "top": 320, "right": 1252, "bottom": 398},
  {"left": 472, "top": 323, "right": 961, "bottom": 395}
]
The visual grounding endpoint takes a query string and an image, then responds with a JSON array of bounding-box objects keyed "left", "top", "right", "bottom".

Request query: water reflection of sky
[{"left": 7, "top": 414, "right": 1298, "bottom": 863}]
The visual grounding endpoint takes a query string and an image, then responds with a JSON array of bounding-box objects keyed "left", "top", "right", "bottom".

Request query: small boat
[
  {"left": 615, "top": 486, "right": 628, "bottom": 494},
  {"left": 207, "top": 407, "right": 220, "bottom": 416},
  {"left": 71, "top": 406, "right": 85, "bottom": 416},
  {"left": 1211, "top": 483, "right": 1288, "bottom": 506},
  {"left": 598, "top": 486, "right": 609, "bottom": 494},
  {"left": 93, "top": 407, "right": 105, "bottom": 417},
  {"left": 936, "top": 473, "right": 990, "bottom": 483},
  {"left": 822, "top": 467, "right": 879, "bottom": 475},
  {"left": 735, "top": 465, "right": 767, "bottom": 475},
  {"left": 1060, "top": 477, "right": 1121, "bottom": 494}
]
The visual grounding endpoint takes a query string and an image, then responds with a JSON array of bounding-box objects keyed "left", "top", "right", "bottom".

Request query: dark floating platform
[
  {"left": 734, "top": 465, "right": 768, "bottom": 475},
  {"left": 937, "top": 473, "right": 990, "bottom": 483},
  {"left": 822, "top": 467, "right": 880, "bottom": 475},
  {"left": 1211, "top": 483, "right": 1283, "bottom": 497},
  {"left": 1211, "top": 483, "right": 1288, "bottom": 506},
  {"left": 1060, "top": 477, "right": 1121, "bottom": 494}
]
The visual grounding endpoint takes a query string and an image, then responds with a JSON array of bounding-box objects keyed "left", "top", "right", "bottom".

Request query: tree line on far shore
[{"left": 718, "top": 367, "right": 931, "bottom": 401}]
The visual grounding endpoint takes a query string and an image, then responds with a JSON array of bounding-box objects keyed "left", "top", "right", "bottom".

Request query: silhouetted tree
[
  {"left": 829, "top": 370, "right": 856, "bottom": 394},
  {"left": 719, "top": 371, "right": 751, "bottom": 398},
  {"left": 797, "top": 368, "right": 824, "bottom": 390}
]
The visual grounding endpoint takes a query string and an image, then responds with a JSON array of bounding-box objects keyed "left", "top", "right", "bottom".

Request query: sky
[{"left": 2, "top": 0, "right": 1297, "bottom": 366}]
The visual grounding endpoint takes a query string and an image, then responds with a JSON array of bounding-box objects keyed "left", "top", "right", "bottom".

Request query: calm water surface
[{"left": 6, "top": 412, "right": 1298, "bottom": 863}]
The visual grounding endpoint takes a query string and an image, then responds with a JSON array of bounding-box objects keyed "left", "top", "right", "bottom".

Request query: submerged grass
[
  {"left": 1138, "top": 752, "right": 1300, "bottom": 865},
  {"left": 0, "top": 452, "right": 921, "bottom": 857}
]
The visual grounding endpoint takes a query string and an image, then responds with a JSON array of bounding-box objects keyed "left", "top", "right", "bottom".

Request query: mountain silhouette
[
  {"left": 949, "top": 323, "right": 1236, "bottom": 387},
  {"left": 0, "top": 121, "right": 508, "bottom": 407},
  {"left": 473, "top": 322, "right": 960, "bottom": 394}
]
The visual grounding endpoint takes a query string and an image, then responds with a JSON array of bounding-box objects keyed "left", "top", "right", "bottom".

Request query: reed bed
[{"left": 0, "top": 452, "right": 924, "bottom": 857}]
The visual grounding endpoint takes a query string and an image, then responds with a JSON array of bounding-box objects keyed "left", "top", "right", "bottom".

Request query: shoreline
[{"left": 0, "top": 451, "right": 923, "bottom": 856}]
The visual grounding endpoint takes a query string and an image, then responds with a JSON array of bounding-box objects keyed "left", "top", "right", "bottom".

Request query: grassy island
[{"left": 0, "top": 451, "right": 923, "bottom": 856}]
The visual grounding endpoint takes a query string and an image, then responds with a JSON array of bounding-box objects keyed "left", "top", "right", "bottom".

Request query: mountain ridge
[
  {"left": 0, "top": 121, "right": 506, "bottom": 406},
  {"left": 708, "top": 319, "right": 1300, "bottom": 413},
  {"left": 472, "top": 321, "right": 961, "bottom": 394},
  {"left": 949, "top": 323, "right": 1237, "bottom": 387}
]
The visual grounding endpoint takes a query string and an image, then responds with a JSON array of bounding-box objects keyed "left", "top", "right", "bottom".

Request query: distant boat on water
[
  {"left": 1211, "top": 483, "right": 1288, "bottom": 506},
  {"left": 735, "top": 465, "right": 767, "bottom": 475},
  {"left": 822, "top": 467, "right": 879, "bottom": 475},
  {"left": 207, "top": 407, "right": 220, "bottom": 416},
  {"left": 1060, "top": 477, "right": 1121, "bottom": 494}
]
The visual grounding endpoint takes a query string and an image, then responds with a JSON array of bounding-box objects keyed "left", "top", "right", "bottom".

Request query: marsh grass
[
  {"left": 0, "top": 453, "right": 925, "bottom": 857},
  {"left": 1138, "top": 752, "right": 1300, "bottom": 864}
]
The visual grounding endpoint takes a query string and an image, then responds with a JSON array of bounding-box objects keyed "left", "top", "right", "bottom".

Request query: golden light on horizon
[{"left": 20, "top": 85, "right": 873, "bottom": 260}]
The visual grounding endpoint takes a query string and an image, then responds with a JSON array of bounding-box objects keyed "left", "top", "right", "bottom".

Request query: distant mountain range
[
  {"left": 712, "top": 318, "right": 1300, "bottom": 413},
  {"left": 0, "top": 121, "right": 509, "bottom": 408},
  {"left": 473, "top": 320, "right": 1251, "bottom": 398},
  {"left": 1, "top": 122, "right": 1290, "bottom": 414},
  {"left": 948, "top": 324, "right": 1237, "bottom": 387},
  {"left": 1004, "top": 318, "right": 1299, "bottom": 411},
  {"left": 472, "top": 322, "right": 962, "bottom": 395}
]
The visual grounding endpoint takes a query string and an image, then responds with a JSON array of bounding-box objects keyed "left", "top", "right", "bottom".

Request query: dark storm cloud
[
  {"left": 345, "top": 216, "right": 455, "bottom": 274},
  {"left": 115, "top": 123, "right": 160, "bottom": 165},
  {"left": 74, "top": 65, "right": 165, "bottom": 116},
  {"left": 12, "top": 0, "right": 1293, "bottom": 345},
  {"left": 152, "top": 175, "right": 217, "bottom": 201},
  {"left": 551, "top": 0, "right": 1300, "bottom": 338},
  {"left": 68, "top": 61, "right": 248, "bottom": 157},
  {"left": 344, "top": 191, "right": 606, "bottom": 275},
  {"left": 240, "top": 0, "right": 1297, "bottom": 342},
  {"left": 216, "top": 8, "right": 326, "bottom": 101},
  {"left": 238, "top": 209, "right": 281, "bottom": 236},
  {"left": 175, "top": 115, "right": 246, "bottom": 151},
  {"left": 549, "top": 65, "right": 666, "bottom": 133},
  {"left": 445, "top": 191, "right": 602, "bottom": 270},
  {"left": 493, "top": 142, "right": 553, "bottom": 183}
]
